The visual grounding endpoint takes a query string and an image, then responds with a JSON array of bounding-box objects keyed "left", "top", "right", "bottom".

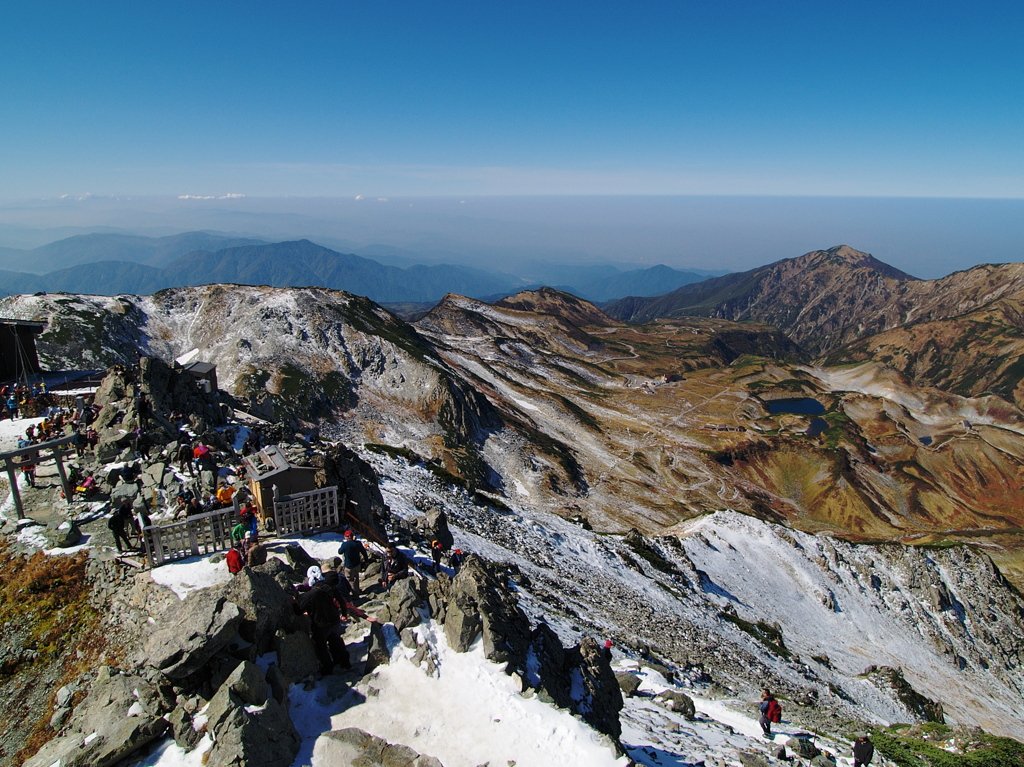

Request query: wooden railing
[
  {"left": 142, "top": 506, "right": 237, "bottom": 567},
  {"left": 143, "top": 484, "right": 346, "bottom": 568},
  {"left": 272, "top": 485, "right": 342, "bottom": 536}
]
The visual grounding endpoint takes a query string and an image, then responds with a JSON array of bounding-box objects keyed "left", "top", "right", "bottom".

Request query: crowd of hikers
[
  {"left": 1, "top": 382, "right": 55, "bottom": 421},
  {"left": 9, "top": 399, "right": 104, "bottom": 490},
  {"left": 220, "top": 520, "right": 472, "bottom": 678}
]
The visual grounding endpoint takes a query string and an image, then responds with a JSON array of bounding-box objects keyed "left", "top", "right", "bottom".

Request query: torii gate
[{"left": 0, "top": 433, "right": 75, "bottom": 519}]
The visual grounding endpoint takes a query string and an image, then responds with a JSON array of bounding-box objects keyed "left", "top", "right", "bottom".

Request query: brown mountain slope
[
  {"left": 824, "top": 298, "right": 1024, "bottom": 408},
  {"left": 607, "top": 245, "right": 1024, "bottom": 358},
  {"left": 494, "top": 286, "right": 615, "bottom": 327},
  {"left": 606, "top": 245, "right": 918, "bottom": 354}
]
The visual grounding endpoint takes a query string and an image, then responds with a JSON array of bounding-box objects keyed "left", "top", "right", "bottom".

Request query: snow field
[{"left": 312, "top": 619, "right": 629, "bottom": 767}]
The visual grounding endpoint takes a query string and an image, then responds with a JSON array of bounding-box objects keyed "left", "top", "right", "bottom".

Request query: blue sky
[{"left": 2, "top": 1, "right": 1022, "bottom": 199}]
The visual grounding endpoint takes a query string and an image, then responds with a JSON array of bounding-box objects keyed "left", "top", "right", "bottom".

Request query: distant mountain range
[
  {"left": 0, "top": 231, "right": 267, "bottom": 274},
  {"left": 0, "top": 232, "right": 719, "bottom": 304}
]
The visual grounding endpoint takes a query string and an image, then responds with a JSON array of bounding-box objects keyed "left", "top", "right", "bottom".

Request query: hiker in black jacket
[
  {"left": 853, "top": 734, "right": 874, "bottom": 767},
  {"left": 108, "top": 501, "right": 135, "bottom": 553},
  {"left": 296, "top": 568, "right": 351, "bottom": 676},
  {"left": 381, "top": 543, "right": 409, "bottom": 590}
]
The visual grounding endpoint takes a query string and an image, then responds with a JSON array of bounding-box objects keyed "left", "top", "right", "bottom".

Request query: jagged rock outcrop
[
  {"left": 93, "top": 355, "right": 226, "bottom": 440},
  {"left": 220, "top": 567, "right": 297, "bottom": 656},
  {"left": 425, "top": 555, "right": 624, "bottom": 741},
  {"left": 428, "top": 555, "right": 531, "bottom": 669},
  {"left": 24, "top": 667, "right": 168, "bottom": 767},
  {"left": 866, "top": 666, "right": 945, "bottom": 724},
  {"left": 203, "top": 660, "right": 301, "bottom": 767},
  {"left": 312, "top": 727, "right": 444, "bottom": 766},
  {"left": 568, "top": 637, "right": 625, "bottom": 739},
  {"left": 408, "top": 506, "right": 455, "bottom": 549},
  {"left": 143, "top": 590, "right": 243, "bottom": 681},
  {"left": 314, "top": 442, "right": 388, "bottom": 540}
]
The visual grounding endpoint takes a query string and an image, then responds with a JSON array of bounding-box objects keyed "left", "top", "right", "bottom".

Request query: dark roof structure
[{"left": 0, "top": 318, "right": 45, "bottom": 383}]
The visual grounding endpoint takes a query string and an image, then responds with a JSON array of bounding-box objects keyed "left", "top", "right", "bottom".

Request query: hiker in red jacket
[{"left": 759, "top": 689, "right": 782, "bottom": 738}]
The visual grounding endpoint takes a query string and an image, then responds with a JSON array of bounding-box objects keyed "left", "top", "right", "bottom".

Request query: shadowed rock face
[{"left": 144, "top": 592, "right": 243, "bottom": 681}]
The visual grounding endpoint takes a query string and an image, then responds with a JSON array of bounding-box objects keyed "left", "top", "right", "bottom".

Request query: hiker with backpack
[
  {"left": 337, "top": 529, "right": 368, "bottom": 599},
  {"left": 759, "top": 689, "right": 782, "bottom": 738},
  {"left": 296, "top": 566, "right": 353, "bottom": 676}
]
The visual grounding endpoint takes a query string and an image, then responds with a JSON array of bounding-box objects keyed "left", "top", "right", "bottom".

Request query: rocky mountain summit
[{"left": 606, "top": 245, "right": 1024, "bottom": 358}]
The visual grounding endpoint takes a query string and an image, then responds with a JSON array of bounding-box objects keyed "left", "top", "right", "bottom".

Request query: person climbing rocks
[
  {"left": 177, "top": 440, "right": 194, "bottom": 477},
  {"left": 296, "top": 565, "right": 352, "bottom": 676},
  {"left": 853, "top": 734, "right": 874, "bottom": 767},
  {"left": 430, "top": 539, "right": 445, "bottom": 571},
  {"left": 380, "top": 543, "right": 409, "bottom": 590},
  {"left": 337, "top": 529, "right": 368, "bottom": 599},
  {"left": 759, "top": 689, "right": 782, "bottom": 738},
  {"left": 449, "top": 548, "right": 465, "bottom": 573},
  {"left": 108, "top": 501, "right": 136, "bottom": 554}
]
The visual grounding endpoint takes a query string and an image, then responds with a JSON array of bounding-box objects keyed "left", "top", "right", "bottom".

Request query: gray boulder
[
  {"left": 220, "top": 566, "right": 295, "bottom": 655},
  {"left": 410, "top": 506, "right": 455, "bottom": 550},
  {"left": 24, "top": 668, "right": 167, "bottom": 767},
  {"left": 436, "top": 555, "right": 530, "bottom": 670},
  {"left": 655, "top": 689, "right": 695, "bottom": 719},
  {"left": 614, "top": 671, "right": 642, "bottom": 698},
  {"left": 382, "top": 577, "right": 424, "bottom": 632},
  {"left": 285, "top": 544, "right": 320, "bottom": 574},
  {"left": 364, "top": 621, "right": 391, "bottom": 674},
  {"left": 221, "top": 659, "right": 268, "bottom": 706},
  {"left": 45, "top": 521, "right": 82, "bottom": 548},
  {"left": 312, "top": 727, "right": 444, "bottom": 767},
  {"left": 110, "top": 481, "right": 140, "bottom": 506},
  {"left": 810, "top": 754, "right": 838, "bottom": 767},
  {"left": 167, "top": 706, "right": 204, "bottom": 753},
  {"left": 144, "top": 591, "right": 243, "bottom": 680},
  {"left": 253, "top": 557, "right": 299, "bottom": 590},
  {"left": 205, "top": 693, "right": 299, "bottom": 767},
  {"left": 738, "top": 753, "right": 770, "bottom": 767},
  {"left": 203, "top": 661, "right": 299, "bottom": 767},
  {"left": 787, "top": 736, "right": 819, "bottom": 759},
  {"left": 274, "top": 630, "right": 320, "bottom": 682}
]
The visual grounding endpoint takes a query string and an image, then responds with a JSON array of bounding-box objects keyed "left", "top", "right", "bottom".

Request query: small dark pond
[
  {"left": 807, "top": 418, "right": 829, "bottom": 437},
  {"left": 766, "top": 398, "right": 825, "bottom": 416},
  {"left": 919, "top": 436, "right": 933, "bottom": 446}
]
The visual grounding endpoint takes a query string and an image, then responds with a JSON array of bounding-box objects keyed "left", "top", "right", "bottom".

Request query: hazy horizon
[{"left": 0, "top": 194, "right": 1022, "bottom": 280}]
